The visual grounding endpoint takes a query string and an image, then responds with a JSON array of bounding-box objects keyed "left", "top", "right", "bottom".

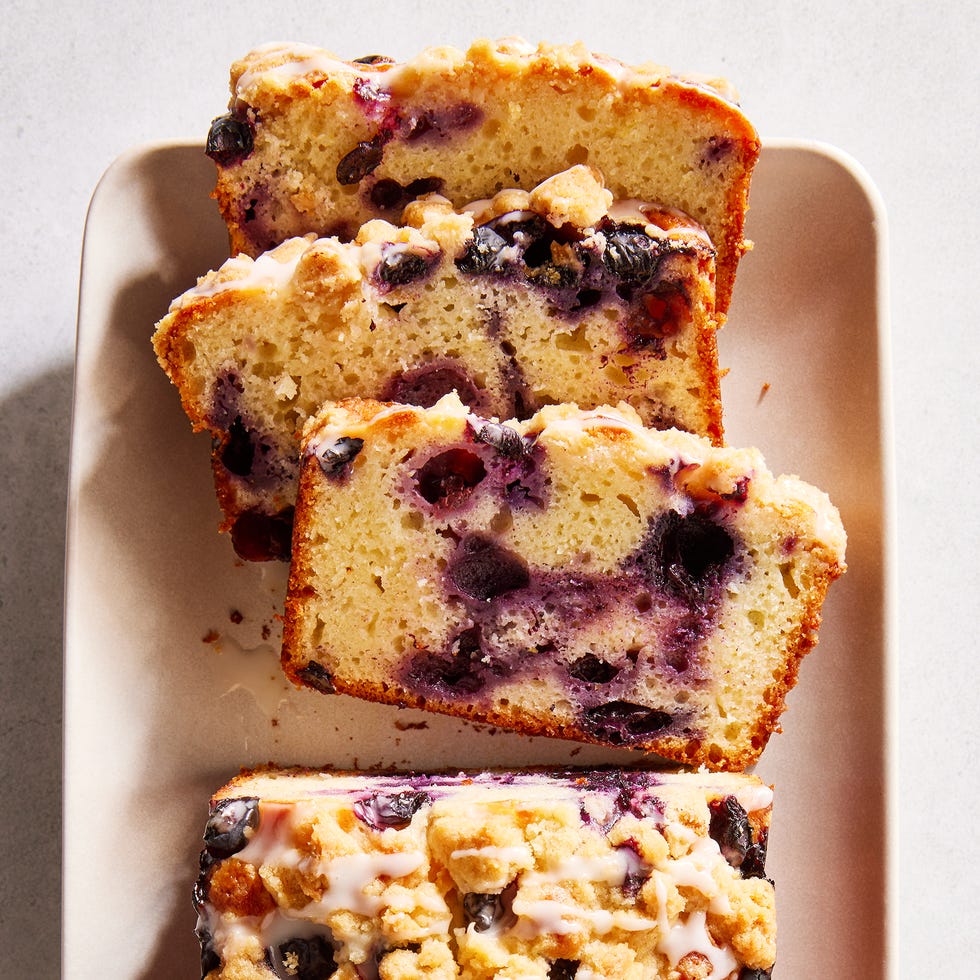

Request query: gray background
[{"left": 2, "top": 2, "right": 976, "bottom": 976}]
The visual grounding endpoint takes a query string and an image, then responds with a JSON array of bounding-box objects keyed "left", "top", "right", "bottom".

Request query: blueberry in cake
[
  {"left": 282, "top": 395, "right": 846, "bottom": 770},
  {"left": 153, "top": 167, "right": 723, "bottom": 561},
  {"left": 195, "top": 766, "right": 776, "bottom": 979},
  {"left": 205, "top": 38, "right": 759, "bottom": 313}
]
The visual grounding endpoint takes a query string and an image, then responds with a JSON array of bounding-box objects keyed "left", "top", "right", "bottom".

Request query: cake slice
[
  {"left": 153, "top": 167, "right": 722, "bottom": 561},
  {"left": 195, "top": 766, "right": 776, "bottom": 979},
  {"left": 282, "top": 396, "right": 846, "bottom": 770},
  {"left": 205, "top": 38, "right": 759, "bottom": 313}
]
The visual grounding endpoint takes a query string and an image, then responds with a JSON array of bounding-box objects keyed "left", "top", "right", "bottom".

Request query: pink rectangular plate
[{"left": 65, "top": 140, "right": 895, "bottom": 977}]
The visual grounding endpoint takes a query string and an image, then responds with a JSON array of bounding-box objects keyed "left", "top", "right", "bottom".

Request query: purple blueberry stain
[
  {"left": 700, "top": 136, "right": 735, "bottom": 167},
  {"left": 414, "top": 449, "right": 487, "bottom": 507},
  {"left": 405, "top": 626, "right": 489, "bottom": 696},
  {"left": 568, "top": 653, "right": 619, "bottom": 684},
  {"left": 447, "top": 535, "right": 530, "bottom": 602},
  {"left": 353, "top": 790, "right": 432, "bottom": 830},
  {"left": 203, "top": 797, "right": 260, "bottom": 859},
  {"left": 629, "top": 509, "right": 736, "bottom": 612},
  {"left": 382, "top": 362, "right": 485, "bottom": 412}
]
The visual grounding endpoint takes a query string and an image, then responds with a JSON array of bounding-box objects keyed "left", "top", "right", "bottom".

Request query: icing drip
[{"left": 182, "top": 249, "right": 304, "bottom": 301}]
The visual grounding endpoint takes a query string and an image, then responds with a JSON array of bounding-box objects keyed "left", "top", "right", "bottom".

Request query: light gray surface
[{"left": 1, "top": 3, "right": 976, "bottom": 977}]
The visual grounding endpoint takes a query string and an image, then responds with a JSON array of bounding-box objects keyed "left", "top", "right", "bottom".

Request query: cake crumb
[
  {"left": 394, "top": 719, "right": 429, "bottom": 731},
  {"left": 757, "top": 382, "right": 771, "bottom": 404},
  {"left": 202, "top": 629, "right": 219, "bottom": 644}
]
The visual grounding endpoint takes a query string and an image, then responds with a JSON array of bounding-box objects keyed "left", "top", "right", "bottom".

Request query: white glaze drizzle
[
  {"left": 305, "top": 851, "right": 426, "bottom": 916},
  {"left": 235, "top": 43, "right": 361, "bottom": 95},
  {"left": 183, "top": 249, "right": 303, "bottom": 301},
  {"left": 658, "top": 909, "right": 739, "bottom": 979},
  {"left": 204, "top": 774, "right": 769, "bottom": 973}
]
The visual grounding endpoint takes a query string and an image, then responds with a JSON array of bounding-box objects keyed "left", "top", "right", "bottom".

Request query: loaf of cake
[
  {"left": 195, "top": 766, "right": 776, "bottom": 979},
  {"left": 205, "top": 38, "right": 759, "bottom": 313},
  {"left": 282, "top": 395, "right": 846, "bottom": 770},
  {"left": 153, "top": 167, "right": 723, "bottom": 561}
]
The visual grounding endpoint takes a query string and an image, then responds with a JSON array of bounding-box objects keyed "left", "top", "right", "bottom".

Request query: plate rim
[{"left": 63, "top": 137, "right": 897, "bottom": 978}]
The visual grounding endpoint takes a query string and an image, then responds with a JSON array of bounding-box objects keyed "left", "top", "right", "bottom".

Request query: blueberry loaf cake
[
  {"left": 206, "top": 38, "right": 759, "bottom": 313},
  {"left": 153, "top": 167, "right": 722, "bottom": 561},
  {"left": 196, "top": 766, "right": 776, "bottom": 979},
  {"left": 282, "top": 395, "right": 846, "bottom": 770}
]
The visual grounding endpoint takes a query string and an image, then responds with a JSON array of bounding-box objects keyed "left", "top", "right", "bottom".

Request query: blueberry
[
  {"left": 375, "top": 245, "right": 439, "bottom": 289},
  {"left": 206, "top": 112, "right": 254, "bottom": 167},
  {"left": 317, "top": 437, "right": 364, "bottom": 477},
  {"left": 738, "top": 971, "right": 772, "bottom": 980},
  {"left": 383, "top": 364, "right": 480, "bottom": 409},
  {"left": 462, "top": 892, "right": 503, "bottom": 932},
  {"left": 568, "top": 653, "right": 619, "bottom": 684},
  {"left": 196, "top": 922, "right": 221, "bottom": 977},
  {"left": 463, "top": 883, "right": 517, "bottom": 932},
  {"left": 404, "top": 627, "right": 490, "bottom": 696},
  {"left": 582, "top": 701, "right": 672, "bottom": 744},
  {"left": 701, "top": 136, "right": 735, "bottom": 167},
  {"left": 221, "top": 417, "right": 255, "bottom": 476},
  {"left": 353, "top": 790, "right": 432, "bottom": 830},
  {"left": 447, "top": 535, "right": 530, "bottom": 602},
  {"left": 295, "top": 661, "right": 335, "bottom": 694},
  {"left": 415, "top": 449, "right": 487, "bottom": 505},
  {"left": 616, "top": 841, "right": 650, "bottom": 899},
  {"left": 708, "top": 796, "right": 753, "bottom": 870},
  {"left": 469, "top": 418, "right": 533, "bottom": 460},
  {"left": 549, "top": 960, "right": 580, "bottom": 980},
  {"left": 353, "top": 54, "right": 394, "bottom": 65},
  {"left": 602, "top": 228, "right": 661, "bottom": 281},
  {"left": 203, "top": 797, "right": 260, "bottom": 858},
  {"left": 230, "top": 507, "right": 294, "bottom": 562},
  {"left": 487, "top": 211, "right": 549, "bottom": 248},
  {"left": 267, "top": 936, "right": 338, "bottom": 980},
  {"left": 456, "top": 225, "right": 510, "bottom": 275},
  {"left": 740, "top": 829, "right": 769, "bottom": 879},
  {"left": 336, "top": 135, "right": 387, "bottom": 185},
  {"left": 404, "top": 104, "right": 481, "bottom": 141},
  {"left": 369, "top": 176, "right": 443, "bottom": 211},
  {"left": 631, "top": 510, "right": 735, "bottom": 607}
]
